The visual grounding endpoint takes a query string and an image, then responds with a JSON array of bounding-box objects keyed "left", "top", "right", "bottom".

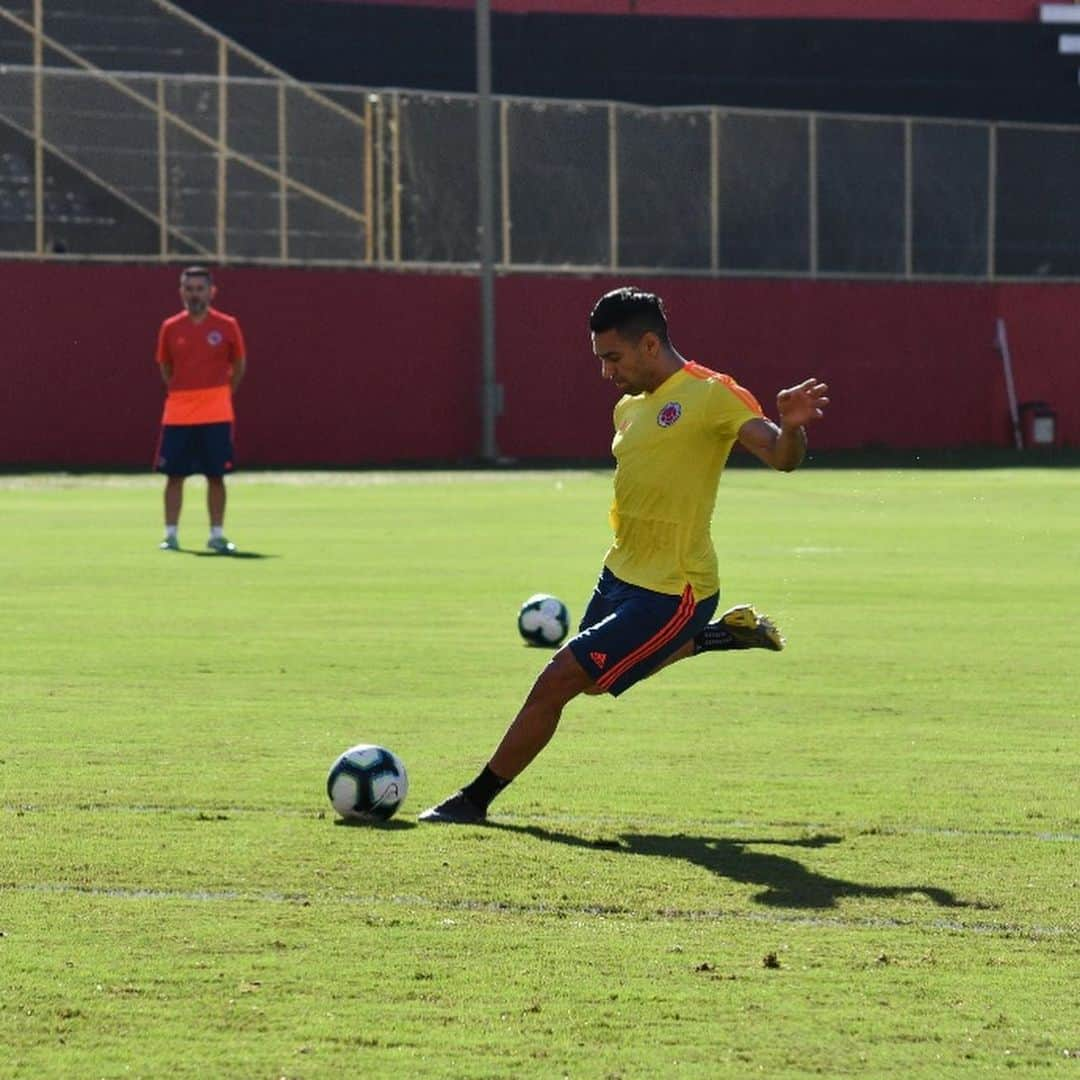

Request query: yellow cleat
[{"left": 718, "top": 604, "right": 785, "bottom": 651}]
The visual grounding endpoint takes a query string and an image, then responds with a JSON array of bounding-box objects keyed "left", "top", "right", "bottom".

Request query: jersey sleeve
[
  {"left": 230, "top": 318, "right": 247, "bottom": 363},
  {"left": 709, "top": 373, "right": 764, "bottom": 437}
]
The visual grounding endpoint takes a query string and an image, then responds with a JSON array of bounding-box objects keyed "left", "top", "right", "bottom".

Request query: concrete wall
[{"left": 2, "top": 262, "right": 1075, "bottom": 467}]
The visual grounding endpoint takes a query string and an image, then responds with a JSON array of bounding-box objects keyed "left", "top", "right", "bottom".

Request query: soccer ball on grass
[
  {"left": 326, "top": 743, "right": 408, "bottom": 822},
  {"left": 517, "top": 593, "right": 570, "bottom": 647}
]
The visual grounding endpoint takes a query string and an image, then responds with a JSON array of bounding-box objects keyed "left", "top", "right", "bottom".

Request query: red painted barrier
[
  {"left": 315, "top": 0, "right": 1041, "bottom": 21},
  {"left": 1, "top": 262, "right": 1076, "bottom": 467}
]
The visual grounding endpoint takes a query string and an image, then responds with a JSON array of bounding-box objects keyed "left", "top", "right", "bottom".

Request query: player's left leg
[
  {"left": 418, "top": 647, "right": 595, "bottom": 824},
  {"left": 156, "top": 425, "right": 195, "bottom": 550},
  {"left": 205, "top": 477, "right": 236, "bottom": 554},
  {"left": 207, "top": 475, "right": 226, "bottom": 527},
  {"left": 202, "top": 423, "right": 237, "bottom": 554},
  {"left": 488, "top": 647, "right": 596, "bottom": 780},
  {"left": 161, "top": 476, "right": 184, "bottom": 550}
]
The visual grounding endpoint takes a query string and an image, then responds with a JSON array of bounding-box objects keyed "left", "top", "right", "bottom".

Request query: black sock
[
  {"left": 461, "top": 765, "right": 511, "bottom": 811},
  {"left": 693, "top": 622, "right": 741, "bottom": 654}
]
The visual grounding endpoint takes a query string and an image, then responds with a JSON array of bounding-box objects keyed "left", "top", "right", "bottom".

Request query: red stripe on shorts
[{"left": 595, "top": 584, "right": 696, "bottom": 691}]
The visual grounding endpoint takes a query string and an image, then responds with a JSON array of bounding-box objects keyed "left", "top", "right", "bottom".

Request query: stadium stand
[{"left": 176, "top": 0, "right": 1080, "bottom": 122}]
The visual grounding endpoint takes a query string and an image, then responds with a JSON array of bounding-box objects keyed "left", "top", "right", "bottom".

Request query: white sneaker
[{"left": 206, "top": 536, "right": 236, "bottom": 555}]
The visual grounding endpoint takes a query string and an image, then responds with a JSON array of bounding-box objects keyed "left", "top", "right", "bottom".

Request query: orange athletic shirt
[{"left": 156, "top": 308, "right": 246, "bottom": 425}]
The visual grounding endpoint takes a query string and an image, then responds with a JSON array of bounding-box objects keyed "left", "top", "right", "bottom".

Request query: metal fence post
[
  {"left": 710, "top": 108, "right": 720, "bottom": 273},
  {"left": 157, "top": 76, "right": 168, "bottom": 259},
  {"left": 391, "top": 92, "right": 401, "bottom": 264},
  {"left": 808, "top": 113, "right": 819, "bottom": 277},
  {"left": 216, "top": 38, "right": 228, "bottom": 263},
  {"left": 32, "top": 0, "right": 44, "bottom": 256},
  {"left": 500, "top": 98, "right": 510, "bottom": 266},
  {"left": 278, "top": 81, "right": 289, "bottom": 264},
  {"left": 904, "top": 118, "right": 913, "bottom": 278},
  {"left": 987, "top": 123, "right": 997, "bottom": 281},
  {"left": 363, "top": 92, "right": 373, "bottom": 265},
  {"left": 477, "top": 0, "right": 499, "bottom": 461},
  {"left": 608, "top": 103, "right": 618, "bottom": 270}
]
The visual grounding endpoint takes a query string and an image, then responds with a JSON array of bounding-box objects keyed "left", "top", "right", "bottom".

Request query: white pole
[
  {"left": 477, "top": 0, "right": 499, "bottom": 461},
  {"left": 994, "top": 317, "right": 1023, "bottom": 450}
]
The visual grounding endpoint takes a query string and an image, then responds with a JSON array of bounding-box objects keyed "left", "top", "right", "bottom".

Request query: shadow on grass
[
  {"left": 487, "top": 822, "right": 973, "bottom": 911},
  {"left": 183, "top": 549, "right": 277, "bottom": 559},
  {"left": 333, "top": 816, "right": 417, "bottom": 831}
]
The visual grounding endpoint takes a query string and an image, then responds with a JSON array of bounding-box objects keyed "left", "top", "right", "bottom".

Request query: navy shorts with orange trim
[
  {"left": 568, "top": 567, "right": 718, "bottom": 697},
  {"left": 155, "top": 422, "right": 235, "bottom": 478}
]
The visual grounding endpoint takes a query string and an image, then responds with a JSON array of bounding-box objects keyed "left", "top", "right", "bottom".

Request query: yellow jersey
[{"left": 604, "top": 361, "right": 763, "bottom": 600}]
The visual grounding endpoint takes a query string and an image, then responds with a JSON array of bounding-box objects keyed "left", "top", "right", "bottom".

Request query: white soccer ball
[
  {"left": 326, "top": 743, "right": 408, "bottom": 822},
  {"left": 517, "top": 593, "right": 570, "bottom": 647}
]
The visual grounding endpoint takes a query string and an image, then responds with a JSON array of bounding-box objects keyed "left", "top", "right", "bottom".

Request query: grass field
[{"left": 1, "top": 467, "right": 1077, "bottom": 1078}]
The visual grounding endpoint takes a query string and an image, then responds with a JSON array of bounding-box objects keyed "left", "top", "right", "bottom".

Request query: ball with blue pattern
[
  {"left": 326, "top": 743, "right": 408, "bottom": 822},
  {"left": 517, "top": 593, "right": 570, "bottom": 647}
]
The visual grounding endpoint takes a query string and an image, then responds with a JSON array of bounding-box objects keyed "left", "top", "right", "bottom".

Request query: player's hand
[{"left": 777, "top": 378, "right": 829, "bottom": 429}]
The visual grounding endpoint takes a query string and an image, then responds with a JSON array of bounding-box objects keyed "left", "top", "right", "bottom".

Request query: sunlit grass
[{"left": 1, "top": 468, "right": 1077, "bottom": 1078}]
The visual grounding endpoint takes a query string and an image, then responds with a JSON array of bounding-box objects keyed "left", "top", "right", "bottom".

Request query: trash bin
[{"left": 1018, "top": 401, "right": 1057, "bottom": 448}]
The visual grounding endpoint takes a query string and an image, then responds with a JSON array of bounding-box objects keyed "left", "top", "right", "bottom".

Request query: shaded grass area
[{"left": 1, "top": 469, "right": 1078, "bottom": 1077}]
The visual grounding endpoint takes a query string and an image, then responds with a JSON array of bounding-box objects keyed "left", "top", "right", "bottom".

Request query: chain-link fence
[{"left": 3, "top": 1, "right": 1080, "bottom": 279}]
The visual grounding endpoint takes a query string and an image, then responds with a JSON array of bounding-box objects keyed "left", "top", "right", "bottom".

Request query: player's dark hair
[
  {"left": 589, "top": 287, "right": 670, "bottom": 345},
  {"left": 180, "top": 265, "right": 213, "bottom": 284}
]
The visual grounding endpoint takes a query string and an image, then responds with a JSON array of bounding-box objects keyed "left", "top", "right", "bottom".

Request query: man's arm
[
  {"left": 159, "top": 359, "right": 172, "bottom": 387},
  {"left": 737, "top": 378, "right": 830, "bottom": 472},
  {"left": 231, "top": 356, "right": 246, "bottom": 395}
]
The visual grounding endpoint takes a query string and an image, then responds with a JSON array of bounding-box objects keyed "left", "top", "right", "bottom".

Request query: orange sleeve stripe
[
  {"left": 718, "top": 374, "right": 764, "bottom": 416},
  {"left": 683, "top": 361, "right": 717, "bottom": 380},
  {"left": 684, "top": 362, "right": 764, "bottom": 416},
  {"left": 595, "top": 584, "right": 697, "bottom": 690}
]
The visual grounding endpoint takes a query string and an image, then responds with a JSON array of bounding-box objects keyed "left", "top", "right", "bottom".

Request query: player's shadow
[
  {"left": 487, "top": 822, "right": 973, "bottom": 911},
  {"left": 185, "top": 549, "right": 277, "bottom": 559}
]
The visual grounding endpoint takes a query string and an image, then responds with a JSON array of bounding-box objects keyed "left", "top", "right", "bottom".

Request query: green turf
[{"left": 1, "top": 468, "right": 1077, "bottom": 1078}]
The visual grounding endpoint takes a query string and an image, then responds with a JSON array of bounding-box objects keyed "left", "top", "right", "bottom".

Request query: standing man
[
  {"left": 420, "top": 286, "right": 829, "bottom": 824},
  {"left": 155, "top": 266, "right": 247, "bottom": 554}
]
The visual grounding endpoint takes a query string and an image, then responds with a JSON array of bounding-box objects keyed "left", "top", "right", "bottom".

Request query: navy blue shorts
[
  {"left": 155, "top": 422, "right": 235, "bottom": 478},
  {"left": 568, "top": 567, "right": 718, "bottom": 697}
]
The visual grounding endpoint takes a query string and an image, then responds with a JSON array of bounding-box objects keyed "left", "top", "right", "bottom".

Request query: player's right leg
[
  {"left": 155, "top": 425, "right": 195, "bottom": 551},
  {"left": 694, "top": 605, "right": 785, "bottom": 652},
  {"left": 160, "top": 477, "right": 184, "bottom": 549}
]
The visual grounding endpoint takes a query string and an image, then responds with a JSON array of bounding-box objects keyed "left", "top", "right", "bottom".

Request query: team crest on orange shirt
[
  {"left": 657, "top": 401, "right": 682, "bottom": 427},
  {"left": 207, "top": 330, "right": 223, "bottom": 346}
]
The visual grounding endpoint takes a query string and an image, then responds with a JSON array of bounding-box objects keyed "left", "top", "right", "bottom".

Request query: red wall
[
  {"left": 318, "top": 0, "right": 1040, "bottom": 21},
  {"left": 1, "top": 262, "right": 1076, "bottom": 468}
]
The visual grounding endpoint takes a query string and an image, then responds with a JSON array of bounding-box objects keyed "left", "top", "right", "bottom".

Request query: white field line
[
  {"left": 3, "top": 802, "right": 1078, "bottom": 843},
  {"left": 0, "top": 470, "right": 600, "bottom": 491},
  {"left": 0, "top": 880, "right": 1074, "bottom": 940}
]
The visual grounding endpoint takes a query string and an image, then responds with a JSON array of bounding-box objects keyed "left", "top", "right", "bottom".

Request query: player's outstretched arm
[{"left": 737, "top": 378, "right": 830, "bottom": 472}]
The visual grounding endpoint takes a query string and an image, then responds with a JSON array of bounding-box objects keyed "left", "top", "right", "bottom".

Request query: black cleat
[{"left": 417, "top": 791, "right": 487, "bottom": 824}]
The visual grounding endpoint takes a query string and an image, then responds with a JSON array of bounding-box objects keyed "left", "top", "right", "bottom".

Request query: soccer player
[
  {"left": 419, "top": 286, "right": 829, "bottom": 824},
  {"left": 154, "top": 266, "right": 247, "bottom": 554}
]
